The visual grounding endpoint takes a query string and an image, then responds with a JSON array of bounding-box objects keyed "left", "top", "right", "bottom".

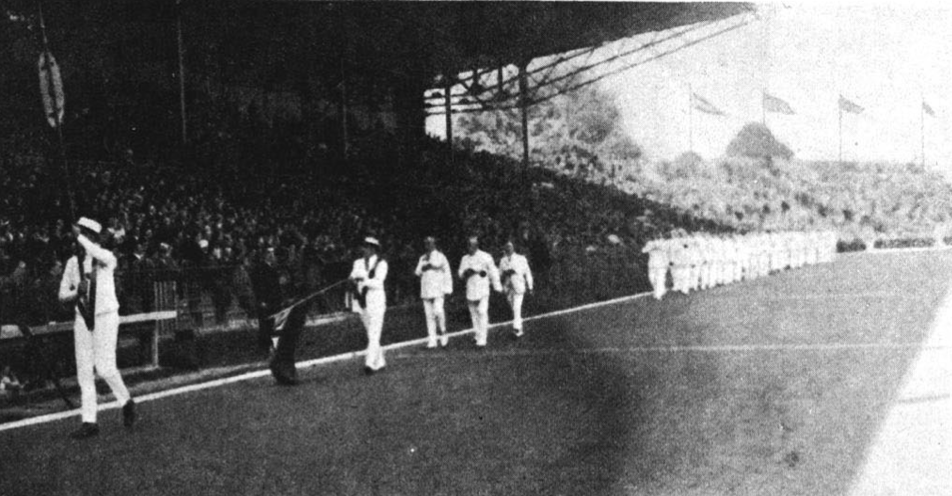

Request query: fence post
[{"left": 152, "top": 280, "right": 177, "bottom": 368}]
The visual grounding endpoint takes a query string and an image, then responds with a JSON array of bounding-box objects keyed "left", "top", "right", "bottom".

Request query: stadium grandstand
[{"left": 1, "top": 2, "right": 950, "bottom": 495}]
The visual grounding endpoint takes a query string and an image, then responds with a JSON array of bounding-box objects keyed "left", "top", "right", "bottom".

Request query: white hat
[
  {"left": 198, "top": 239, "right": 209, "bottom": 249},
  {"left": 363, "top": 237, "right": 380, "bottom": 247},
  {"left": 76, "top": 217, "right": 102, "bottom": 234}
]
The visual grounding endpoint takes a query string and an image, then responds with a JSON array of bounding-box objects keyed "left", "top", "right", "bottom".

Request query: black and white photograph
[{"left": 1, "top": 1, "right": 950, "bottom": 494}]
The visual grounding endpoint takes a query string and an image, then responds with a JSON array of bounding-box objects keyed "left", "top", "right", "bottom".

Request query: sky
[{"left": 427, "top": 2, "right": 952, "bottom": 168}]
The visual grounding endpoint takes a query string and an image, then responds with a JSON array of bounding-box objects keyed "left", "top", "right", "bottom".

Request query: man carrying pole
[{"left": 58, "top": 217, "right": 136, "bottom": 440}]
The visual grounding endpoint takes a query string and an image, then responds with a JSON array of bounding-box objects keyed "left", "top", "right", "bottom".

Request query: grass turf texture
[{"left": 1, "top": 250, "right": 949, "bottom": 495}]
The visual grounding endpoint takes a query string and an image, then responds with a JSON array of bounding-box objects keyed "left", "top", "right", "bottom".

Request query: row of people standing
[
  {"left": 347, "top": 235, "right": 534, "bottom": 376},
  {"left": 642, "top": 230, "right": 838, "bottom": 300}
]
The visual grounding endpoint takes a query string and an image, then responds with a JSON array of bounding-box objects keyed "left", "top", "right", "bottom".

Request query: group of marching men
[
  {"left": 642, "top": 230, "right": 838, "bottom": 300},
  {"left": 347, "top": 235, "right": 533, "bottom": 376},
  {"left": 50, "top": 214, "right": 835, "bottom": 441},
  {"left": 54, "top": 220, "right": 534, "bottom": 440}
]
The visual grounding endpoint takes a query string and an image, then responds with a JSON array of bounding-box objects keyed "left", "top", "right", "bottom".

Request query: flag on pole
[
  {"left": 272, "top": 305, "right": 293, "bottom": 333},
  {"left": 838, "top": 95, "right": 864, "bottom": 114},
  {"left": 37, "top": 51, "right": 65, "bottom": 128},
  {"left": 923, "top": 101, "right": 935, "bottom": 117},
  {"left": 692, "top": 93, "right": 725, "bottom": 116},
  {"left": 763, "top": 92, "right": 795, "bottom": 114}
]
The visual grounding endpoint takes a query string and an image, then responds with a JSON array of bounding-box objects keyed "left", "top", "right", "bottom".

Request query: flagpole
[
  {"left": 921, "top": 96, "right": 925, "bottom": 168},
  {"left": 37, "top": 0, "right": 74, "bottom": 219},
  {"left": 688, "top": 83, "right": 693, "bottom": 152},
  {"left": 177, "top": 1, "right": 187, "bottom": 146},
  {"left": 838, "top": 101, "right": 843, "bottom": 165},
  {"left": 762, "top": 88, "right": 766, "bottom": 127}
]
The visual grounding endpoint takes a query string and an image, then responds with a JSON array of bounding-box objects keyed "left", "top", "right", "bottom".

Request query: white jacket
[
  {"left": 350, "top": 255, "right": 388, "bottom": 312},
  {"left": 458, "top": 250, "right": 501, "bottom": 301},
  {"left": 499, "top": 253, "right": 533, "bottom": 294},
  {"left": 415, "top": 250, "right": 452, "bottom": 299},
  {"left": 58, "top": 234, "right": 119, "bottom": 316}
]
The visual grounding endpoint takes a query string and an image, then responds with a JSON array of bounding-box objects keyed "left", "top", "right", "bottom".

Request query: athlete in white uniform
[
  {"left": 499, "top": 240, "right": 534, "bottom": 337},
  {"left": 459, "top": 236, "right": 502, "bottom": 347},
  {"left": 58, "top": 217, "right": 136, "bottom": 440},
  {"left": 414, "top": 236, "right": 452, "bottom": 348},
  {"left": 350, "top": 237, "right": 388, "bottom": 374},
  {"left": 642, "top": 237, "right": 670, "bottom": 300}
]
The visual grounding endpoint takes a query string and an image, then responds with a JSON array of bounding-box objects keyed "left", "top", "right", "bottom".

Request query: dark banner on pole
[{"left": 38, "top": 51, "right": 65, "bottom": 128}]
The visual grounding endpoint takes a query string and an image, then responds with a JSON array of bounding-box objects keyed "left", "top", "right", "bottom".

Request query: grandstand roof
[
  {"left": 121, "top": 1, "right": 752, "bottom": 81},
  {"left": 269, "top": 2, "right": 754, "bottom": 81},
  {"left": 403, "top": 2, "right": 754, "bottom": 78}
]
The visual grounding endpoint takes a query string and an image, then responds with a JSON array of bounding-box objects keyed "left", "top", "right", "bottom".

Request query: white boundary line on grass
[
  {"left": 391, "top": 342, "right": 950, "bottom": 359},
  {"left": 858, "top": 245, "right": 952, "bottom": 255},
  {"left": 0, "top": 292, "right": 653, "bottom": 433}
]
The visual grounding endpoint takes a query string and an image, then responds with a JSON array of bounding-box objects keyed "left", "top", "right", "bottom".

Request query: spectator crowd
[{"left": 2, "top": 139, "right": 721, "bottom": 330}]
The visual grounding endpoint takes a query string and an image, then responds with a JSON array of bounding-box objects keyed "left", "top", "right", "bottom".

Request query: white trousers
[
  {"left": 649, "top": 267, "right": 667, "bottom": 299},
  {"left": 74, "top": 311, "right": 131, "bottom": 423},
  {"left": 672, "top": 266, "right": 691, "bottom": 293},
  {"left": 360, "top": 307, "right": 386, "bottom": 370},
  {"left": 467, "top": 297, "right": 490, "bottom": 346},
  {"left": 506, "top": 291, "right": 525, "bottom": 331},
  {"left": 422, "top": 297, "right": 446, "bottom": 345}
]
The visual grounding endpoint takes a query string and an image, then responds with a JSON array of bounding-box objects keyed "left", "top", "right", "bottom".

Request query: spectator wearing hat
[
  {"left": 349, "top": 237, "right": 388, "bottom": 374},
  {"left": 57, "top": 217, "right": 136, "bottom": 440},
  {"left": 414, "top": 236, "right": 452, "bottom": 348},
  {"left": 499, "top": 240, "right": 533, "bottom": 338},
  {"left": 458, "top": 236, "right": 502, "bottom": 347}
]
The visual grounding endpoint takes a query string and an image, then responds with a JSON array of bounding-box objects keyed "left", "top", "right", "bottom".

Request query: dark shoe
[
  {"left": 70, "top": 423, "right": 99, "bottom": 440},
  {"left": 270, "top": 361, "right": 299, "bottom": 386},
  {"left": 275, "top": 375, "right": 299, "bottom": 386},
  {"left": 122, "top": 400, "right": 137, "bottom": 427},
  {"left": 364, "top": 367, "right": 375, "bottom": 376}
]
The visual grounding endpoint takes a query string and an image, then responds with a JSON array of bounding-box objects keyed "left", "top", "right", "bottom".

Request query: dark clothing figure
[
  {"left": 207, "top": 256, "right": 233, "bottom": 325},
  {"left": 250, "top": 259, "right": 282, "bottom": 351},
  {"left": 122, "top": 253, "right": 155, "bottom": 315},
  {"left": 268, "top": 303, "right": 307, "bottom": 386}
]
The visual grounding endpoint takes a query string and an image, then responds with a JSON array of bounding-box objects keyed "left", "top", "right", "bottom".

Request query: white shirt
[
  {"left": 415, "top": 250, "right": 452, "bottom": 299},
  {"left": 58, "top": 234, "right": 119, "bottom": 316},
  {"left": 642, "top": 240, "right": 670, "bottom": 268},
  {"left": 349, "top": 255, "right": 388, "bottom": 311},
  {"left": 499, "top": 253, "right": 533, "bottom": 294},
  {"left": 458, "top": 250, "right": 501, "bottom": 301}
]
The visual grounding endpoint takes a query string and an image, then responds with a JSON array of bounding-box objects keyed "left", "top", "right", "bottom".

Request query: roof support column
[
  {"left": 444, "top": 77, "right": 453, "bottom": 162},
  {"left": 519, "top": 61, "right": 530, "bottom": 171},
  {"left": 340, "top": 56, "right": 349, "bottom": 160},
  {"left": 176, "top": 2, "right": 187, "bottom": 146}
]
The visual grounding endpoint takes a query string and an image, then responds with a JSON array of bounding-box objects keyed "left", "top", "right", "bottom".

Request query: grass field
[{"left": 2, "top": 250, "right": 950, "bottom": 495}]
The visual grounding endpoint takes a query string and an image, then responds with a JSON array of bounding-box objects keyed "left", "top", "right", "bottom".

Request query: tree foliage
[
  {"left": 454, "top": 85, "right": 641, "bottom": 174},
  {"left": 725, "top": 122, "right": 794, "bottom": 161}
]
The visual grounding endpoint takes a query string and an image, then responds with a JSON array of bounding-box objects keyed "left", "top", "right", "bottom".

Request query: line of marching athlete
[
  {"left": 641, "top": 230, "right": 838, "bottom": 300},
  {"left": 348, "top": 234, "right": 533, "bottom": 375}
]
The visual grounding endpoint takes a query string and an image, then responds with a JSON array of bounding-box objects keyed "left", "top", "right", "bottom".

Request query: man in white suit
[
  {"left": 58, "top": 217, "right": 136, "bottom": 440},
  {"left": 415, "top": 236, "right": 452, "bottom": 348},
  {"left": 458, "top": 236, "right": 501, "bottom": 348},
  {"left": 499, "top": 240, "right": 533, "bottom": 337},
  {"left": 642, "top": 236, "right": 670, "bottom": 300},
  {"left": 349, "top": 237, "right": 388, "bottom": 374}
]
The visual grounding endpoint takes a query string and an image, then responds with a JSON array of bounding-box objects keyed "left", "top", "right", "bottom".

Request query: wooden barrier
[{"left": 0, "top": 279, "right": 180, "bottom": 370}]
